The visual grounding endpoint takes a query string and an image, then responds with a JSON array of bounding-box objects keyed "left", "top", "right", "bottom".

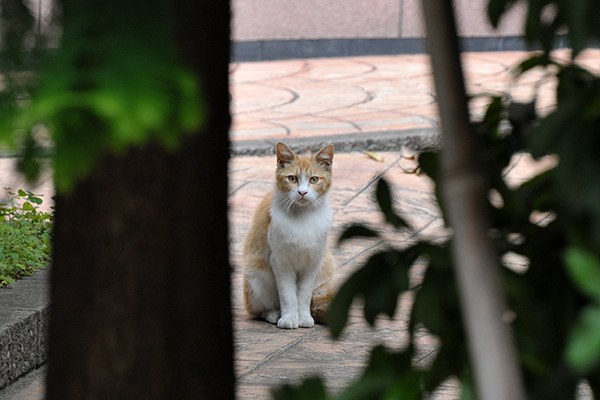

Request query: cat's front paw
[
  {"left": 298, "top": 314, "right": 314, "bottom": 328},
  {"left": 262, "top": 310, "right": 280, "bottom": 325},
  {"left": 277, "top": 314, "right": 299, "bottom": 329}
]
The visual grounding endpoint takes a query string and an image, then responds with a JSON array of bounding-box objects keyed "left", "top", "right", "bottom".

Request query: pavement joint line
[
  {"left": 237, "top": 324, "right": 328, "bottom": 381},
  {"left": 340, "top": 153, "right": 404, "bottom": 207},
  {"left": 406, "top": 216, "right": 442, "bottom": 242},
  {"left": 228, "top": 181, "right": 251, "bottom": 198},
  {"left": 337, "top": 240, "right": 386, "bottom": 270}
]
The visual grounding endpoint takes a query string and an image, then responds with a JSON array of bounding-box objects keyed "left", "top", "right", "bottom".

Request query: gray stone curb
[
  {"left": 231, "top": 37, "right": 573, "bottom": 62},
  {"left": 0, "top": 268, "right": 49, "bottom": 391},
  {"left": 231, "top": 128, "right": 441, "bottom": 156}
]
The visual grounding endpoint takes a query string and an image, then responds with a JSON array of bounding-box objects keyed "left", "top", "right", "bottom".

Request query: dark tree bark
[{"left": 46, "top": 1, "right": 233, "bottom": 399}]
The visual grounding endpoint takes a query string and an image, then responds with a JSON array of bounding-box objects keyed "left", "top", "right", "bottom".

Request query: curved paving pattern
[
  {"left": 229, "top": 151, "right": 558, "bottom": 399},
  {"left": 2, "top": 49, "right": 600, "bottom": 399},
  {"left": 228, "top": 49, "right": 599, "bottom": 399},
  {"left": 231, "top": 49, "right": 600, "bottom": 144}
]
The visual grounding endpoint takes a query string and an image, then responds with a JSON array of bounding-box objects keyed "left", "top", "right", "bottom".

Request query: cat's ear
[
  {"left": 315, "top": 144, "right": 334, "bottom": 170},
  {"left": 276, "top": 143, "right": 295, "bottom": 168}
]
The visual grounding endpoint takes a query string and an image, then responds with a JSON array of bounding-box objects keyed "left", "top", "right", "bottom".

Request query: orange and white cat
[{"left": 243, "top": 143, "right": 335, "bottom": 329}]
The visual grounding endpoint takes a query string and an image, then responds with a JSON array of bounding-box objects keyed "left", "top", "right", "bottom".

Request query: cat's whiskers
[
  {"left": 282, "top": 193, "right": 296, "bottom": 214},
  {"left": 311, "top": 195, "right": 325, "bottom": 211},
  {"left": 280, "top": 192, "right": 325, "bottom": 214}
]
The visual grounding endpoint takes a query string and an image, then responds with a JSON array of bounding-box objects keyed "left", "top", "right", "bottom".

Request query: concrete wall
[
  {"left": 231, "top": 0, "right": 534, "bottom": 60},
  {"left": 9, "top": 1, "right": 532, "bottom": 61},
  {"left": 232, "top": 0, "right": 527, "bottom": 41}
]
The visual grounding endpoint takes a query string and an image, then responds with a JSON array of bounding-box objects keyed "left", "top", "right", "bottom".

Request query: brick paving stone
[
  {"left": 230, "top": 49, "right": 600, "bottom": 144},
  {"left": 230, "top": 150, "right": 560, "bottom": 399},
  {"left": 4, "top": 49, "right": 600, "bottom": 399},
  {"left": 230, "top": 151, "right": 444, "bottom": 398}
]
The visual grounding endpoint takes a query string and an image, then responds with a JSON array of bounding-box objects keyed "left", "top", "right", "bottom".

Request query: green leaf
[
  {"left": 508, "top": 100, "right": 537, "bottom": 133},
  {"left": 338, "top": 346, "right": 421, "bottom": 400},
  {"left": 481, "top": 96, "right": 504, "bottom": 129},
  {"left": 361, "top": 250, "right": 408, "bottom": 325},
  {"left": 417, "top": 152, "right": 439, "bottom": 182},
  {"left": 22, "top": 202, "right": 34, "bottom": 212},
  {"left": 28, "top": 196, "right": 43, "bottom": 205},
  {"left": 563, "top": 0, "right": 589, "bottom": 57},
  {"left": 273, "top": 377, "right": 329, "bottom": 400},
  {"left": 0, "top": 275, "right": 15, "bottom": 286},
  {"left": 327, "top": 275, "right": 357, "bottom": 338},
  {"left": 565, "top": 305, "right": 600, "bottom": 373},
  {"left": 337, "top": 224, "right": 380, "bottom": 244},
  {"left": 564, "top": 246, "right": 600, "bottom": 302},
  {"left": 527, "top": 94, "right": 582, "bottom": 158},
  {"left": 328, "top": 249, "right": 414, "bottom": 339},
  {"left": 555, "top": 65, "right": 594, "bottom": 104},
  {"left": 1, "top": 0, "right": 205, "bottom": 192},
  {"left": 513, "top": 53, "right": 551, "bottom": 75},
  {"left": 375, "top": 178, "right": 409, "bottom": 229},
  {"left": 487, "top": 0, "right": 517, "bottom": 28},
  {"left": 459, "top": 373, "right": 477, "bottom": 400},
  {"left": 410, "top": 243, "right": 459, "bottom": 337}
]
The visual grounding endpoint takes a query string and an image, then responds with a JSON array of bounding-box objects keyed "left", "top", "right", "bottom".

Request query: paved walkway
[
  {"left": 230, "top": 49, "right": 599, "bottom": 145},
  {"left": 230, "top": 145, "right": 554, "bottom": 399},
  {"left": 229, "top": 49, "right": 594, "bottom": 399},
  {"left": 2, "top": 49, "right": 599, "bottom": 399}
]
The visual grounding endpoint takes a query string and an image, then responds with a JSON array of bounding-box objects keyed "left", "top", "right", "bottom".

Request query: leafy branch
[
  {"left": 0, "top": 0, "right": 204, "bottom": 191},
  {"left": 274, "top": 0, "right": 600, "bottom": 398},
  {"left": 0, "top": 188, "right": 52, "bottom": 287}
]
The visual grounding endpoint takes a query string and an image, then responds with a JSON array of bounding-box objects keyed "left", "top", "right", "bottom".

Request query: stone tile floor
[
  {"left": 2, "top": 48, "right": 600, "bottom": 398},
  {"left": 230, "top": 150, "right": 555, "bottom": 399},
  {"left": 230, "top": 49, "right": 600, "bottom": 144},
  {"left": 230, "top": 150, "right": 438, "bottom": 399}
]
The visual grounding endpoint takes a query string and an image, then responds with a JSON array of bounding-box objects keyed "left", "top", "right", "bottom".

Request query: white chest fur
[{"left": 268, "top": 197, "right": 332, "bottom": 250}]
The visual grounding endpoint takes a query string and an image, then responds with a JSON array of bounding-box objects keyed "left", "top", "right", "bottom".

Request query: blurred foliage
[
  {"left": 274, "top": 0, "right": 600, "bottom": 399},
  {"left": 0, "top": 188, "right": 52, "bottom": 287},
  {"left": 488, "top": 0, "right": 600, "bottom": 57},
  {"left": 0, "top": 0, "right": 203, "bottom": 191}
]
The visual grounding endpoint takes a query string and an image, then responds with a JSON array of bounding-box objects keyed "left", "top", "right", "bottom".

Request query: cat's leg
[
  {"left": 271, "top": 259, "right": 299, "bottom": 329},
  {"left": 297, "top": 267, "right": 320, "bottom": 328},
  {"left": 244, "top": 267, "right": 281, "bottom": 324},
  {"left": 261, "top": 310, "right": 280, "bottom": 324}
]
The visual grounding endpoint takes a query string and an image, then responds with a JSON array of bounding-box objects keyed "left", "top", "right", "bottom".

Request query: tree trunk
[
  {"left": 46, "top": 1, "right": 233, "bottom": 399},
  {"left": 421, "top": 0, "right": 525, "bottom": 399}
]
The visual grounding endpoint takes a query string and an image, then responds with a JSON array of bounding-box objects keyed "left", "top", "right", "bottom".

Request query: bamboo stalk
[{"left": 421, "top": 1, "right": 526, "bottom": 399}]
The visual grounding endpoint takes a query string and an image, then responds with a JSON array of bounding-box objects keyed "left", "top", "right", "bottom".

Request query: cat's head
[{"left": 274, "top": 143, "right": 334, "bottom": 211}]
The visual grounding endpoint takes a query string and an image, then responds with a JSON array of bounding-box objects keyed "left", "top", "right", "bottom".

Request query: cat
[{"left": 243, "top": 142, "right": 335, "bottom": 329}]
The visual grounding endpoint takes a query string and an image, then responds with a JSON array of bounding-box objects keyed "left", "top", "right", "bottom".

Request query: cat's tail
[
  {"left": 312, "top": 250, "right": 335, "bottom": 324},
  {"left": 311, "top": 291, "right": 333, "bottom": 325}
]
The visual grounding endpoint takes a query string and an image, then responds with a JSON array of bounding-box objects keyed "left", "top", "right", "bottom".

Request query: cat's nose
[{"left": 298, "top": 190, "right": 308, "bottom": 197}]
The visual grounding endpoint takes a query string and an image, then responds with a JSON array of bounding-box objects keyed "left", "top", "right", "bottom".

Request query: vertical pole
[{"left": 421, "top": 1, "right": 526, "bottom": 399}]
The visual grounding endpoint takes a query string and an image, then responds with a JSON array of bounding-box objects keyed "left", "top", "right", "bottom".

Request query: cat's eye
[
  {"left": 309, "top": 176, "right": 319, "bottom": 184},
  {"left": 287, "top": 175, "right": 298, "bottom": 183}
]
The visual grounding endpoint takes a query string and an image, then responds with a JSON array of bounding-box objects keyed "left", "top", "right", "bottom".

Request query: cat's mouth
[{"left": 295, "top": 197, "right": 310, "bottom": 206}]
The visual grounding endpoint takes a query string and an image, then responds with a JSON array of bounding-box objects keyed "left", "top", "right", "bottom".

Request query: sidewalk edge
[
  {"left": 0, "top": 268, "right": 49, "bottom": 391},
  {"left": 231, "top": 128, "right": 441, "bottom": 156}
]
